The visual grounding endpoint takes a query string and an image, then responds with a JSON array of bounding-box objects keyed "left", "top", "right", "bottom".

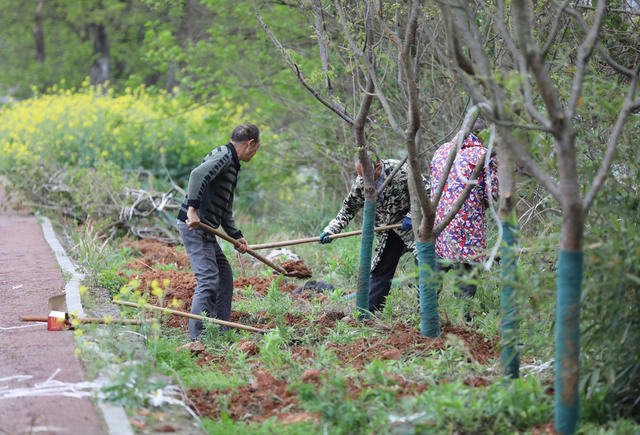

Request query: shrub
[{"left": 0, "top": 83, "right": 247, "bottom": 182}]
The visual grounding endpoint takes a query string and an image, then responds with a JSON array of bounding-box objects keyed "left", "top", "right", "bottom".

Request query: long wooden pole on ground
[
  {"left": 20, "top": 316, "right": 151, "bottom": 325},
  {"left": 113, "top": 300, "right": 268, "bottom": 333},
  {"left": 249, "top": 223, "right": 402, "bottom": 250}
]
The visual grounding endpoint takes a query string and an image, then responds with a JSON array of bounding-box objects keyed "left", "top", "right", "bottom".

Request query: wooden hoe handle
[
  {"left": 248, "top": 223, "right": 403, "bottom": 250},
  {"left": 196, "top": 222, "right": 288, "bottom": 275}
]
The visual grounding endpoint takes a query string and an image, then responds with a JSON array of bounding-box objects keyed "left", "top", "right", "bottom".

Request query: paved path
[{"left": 0, "top": 187, "right": 105, "bottom": 434}]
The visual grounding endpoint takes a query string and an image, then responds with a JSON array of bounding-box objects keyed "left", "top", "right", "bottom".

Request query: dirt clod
[
  {"left": 237, "top": 339, "right": 259, "bottom": 355},
  {"left": 153, "top": 424, "right": 178, "bottom": 433},
  {"left": 177, "top": 341, "right": 205, "bottom": 354},
  {"left": 381, "top": 348, "right": 403, "bottom": 360},
  {"left": 280, "top": 259, "right": 312, "bottom": 278},
  {"left": 301, "top": 369, "right": 325, "bottom": 383}
]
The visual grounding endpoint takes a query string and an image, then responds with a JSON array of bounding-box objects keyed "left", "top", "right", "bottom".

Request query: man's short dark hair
[{"left": 231, "top": 124, "right": 260, "bottom": 143}]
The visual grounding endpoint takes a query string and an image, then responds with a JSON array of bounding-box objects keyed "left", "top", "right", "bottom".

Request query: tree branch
[
  {"left": 432, "top": 152, "right": 486, "bottom": 236},
  {"left": 497, "top": 125, "right": 562, "bottom": 202},
  {"left": 512, "top": 0, "right": 566, "bottom": 139},
  {"left": 583, "top": 63, "right": 640, "bottom": 214},
  {"left": 252, "top": 0, "right": 354, "bottom": 125},
  {"left": 567, "top": 0, "right": 607, "bottom": 119},
  {"left": 541, "top": 0, "right": 571, "bottom": 58},
  {"left": 311, "top": 0, "right": 332, "bottom": 90},
  {"left": 573, "top": 3, "right": 640, "bottom": 17},
  {"left": 564, "top": 4, "right": 636, "bottom": 78},
  {"left": 493, "top": 0, "right": 551, "bottom": 128},
  {"left": 338, "top": 0, "right": 403, "bottom": 135},
  {"left": 402, "top": 1, "right": 432, "bottom": 228},
  {"left": 431, "top": 105, "right": 481, "bottom": 209},
  {"left": 491, "top": 118, "right": 554, "bottom": 133}
]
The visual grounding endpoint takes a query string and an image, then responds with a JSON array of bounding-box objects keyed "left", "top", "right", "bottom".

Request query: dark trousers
[
  {"left": 436, "top": 260, "right": 478, "bottom": 298},
  {"left": 178, "top": 221, "right": 233, "bottom": 340},
  {"left": 369, "top": 231, "right": 409, "bottom": 312}
]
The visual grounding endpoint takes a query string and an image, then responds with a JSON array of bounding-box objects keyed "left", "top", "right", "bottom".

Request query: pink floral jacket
[{"left": 430, "top": 133, "right": 498, "bottom": 263}]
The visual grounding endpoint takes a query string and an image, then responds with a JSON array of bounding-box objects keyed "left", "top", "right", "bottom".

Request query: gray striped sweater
[{"left": 177, "top": 143, "right": 243, "bottom": 239}]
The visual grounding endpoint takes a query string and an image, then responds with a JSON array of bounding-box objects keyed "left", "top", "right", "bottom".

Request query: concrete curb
[
  {"left": 39, "top": 215, "right": 134, "bottom": 435},
  {"left": 39, "top": 216, "right": 85, "bottom": 317}
]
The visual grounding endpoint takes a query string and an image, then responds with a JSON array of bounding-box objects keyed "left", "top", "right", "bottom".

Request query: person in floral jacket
[
  {"left": 430, "top": 123, "right": 498, "bottom": 300},
  {"left": 319, "top": 158, "right": 428, "bottom": 312}
]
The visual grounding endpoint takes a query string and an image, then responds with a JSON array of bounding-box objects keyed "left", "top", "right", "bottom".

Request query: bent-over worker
[{"left": 318, "top": 157, "right": 428, "bottom": 313}]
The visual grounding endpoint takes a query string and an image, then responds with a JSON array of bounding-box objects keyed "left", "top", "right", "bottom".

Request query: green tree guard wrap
[
  {"left": 356, "top": 200, "right": 376, "bottom": 320},
  {"left": 500, "top": 221, "right": 519, "bottom": 379},
  {"left": 416, "top": 241, "right": 440, "bottom": 337},
  {"left": 555, "top": 250, "right": 584, "bottom": 435}
]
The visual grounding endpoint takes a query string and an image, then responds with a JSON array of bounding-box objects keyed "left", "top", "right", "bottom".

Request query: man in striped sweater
[{"left": 177, "top": 124, "right": 261, "bottom": 340}]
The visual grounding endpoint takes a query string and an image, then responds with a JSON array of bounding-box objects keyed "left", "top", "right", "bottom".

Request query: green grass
[{"left": 62, "top": 212, "right": 639, "bottom": 434}]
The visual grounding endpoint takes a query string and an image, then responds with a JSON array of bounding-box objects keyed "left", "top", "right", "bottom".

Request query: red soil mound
[{"left": 121, "top": 238, "right": 189, "bottom": 269}]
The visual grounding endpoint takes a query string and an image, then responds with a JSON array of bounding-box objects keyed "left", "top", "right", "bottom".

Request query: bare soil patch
[
  {"left": 121, "top": 238, "right": 189, "bottom": 269},
  {"left": 233, "top": 275, "right": 297, "bottom": 294},
  {"left": 116, "top": 238, "right": 500, "bottom": 427},
  {"left": 327, "top": 324, "right": 498, "bottom": 367},
  {"left": 187, "top": 370, "right": 307, "bottom": 424},
  {"left": 185, "top": 365, "right": 436, "bottom": 424}
]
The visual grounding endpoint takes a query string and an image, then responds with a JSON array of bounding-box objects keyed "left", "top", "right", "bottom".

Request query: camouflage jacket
[{"left": 323, "top": 159, "right": 428, "bottom": 271}]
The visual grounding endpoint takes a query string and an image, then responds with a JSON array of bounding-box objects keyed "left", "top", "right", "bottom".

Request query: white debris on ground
[
  {"left": 0, "top": 367, "right": 196, "bottom": 420},
  {"left": 521, "top": 359, "right": 554, "bottom": 376},
  {"left": 264, "top": 248, "right": 301, "bottom": 263}
]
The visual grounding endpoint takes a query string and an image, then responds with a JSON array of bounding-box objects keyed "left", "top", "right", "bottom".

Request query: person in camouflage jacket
[{"left": 319, "top": 158, "right": 428, "bottom": 312}]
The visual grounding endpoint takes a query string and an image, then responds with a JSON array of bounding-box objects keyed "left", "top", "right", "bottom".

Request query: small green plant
[
  {"left": 296, "top": 374, "right": 375, "bottom": 434},
  {"left": 258, "top": 328, "right": 286, "bottom": 368},
  {"left": 100, "top": 349, "right": 167, "bottom": 407},
  {"left": 96, "top": 268, "right": 128, "bottom": 297},
  {"left": 265, "top": 277, "right": 291, "bottom": 316}
]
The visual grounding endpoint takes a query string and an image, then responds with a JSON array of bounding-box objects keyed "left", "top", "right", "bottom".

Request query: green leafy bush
[{"left": 581, "top": 181, "right": 640, "bottom": 421}]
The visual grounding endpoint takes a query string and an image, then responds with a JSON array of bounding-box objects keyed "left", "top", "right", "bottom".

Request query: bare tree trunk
[
  {"left": 495, "top": 130, "right": 519, "bottom": 379},
  {"left": 34, "top": 0, "right": 46, "bottom": 62},
  {"left": 353, "top": 67, "right": 376, "bottom": 320},
  {"left": 311, "top": 0, "right": 332, "bottom": 90},
  {"left": 90, "top": 23, "right": 110, "bottom": 86}
]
